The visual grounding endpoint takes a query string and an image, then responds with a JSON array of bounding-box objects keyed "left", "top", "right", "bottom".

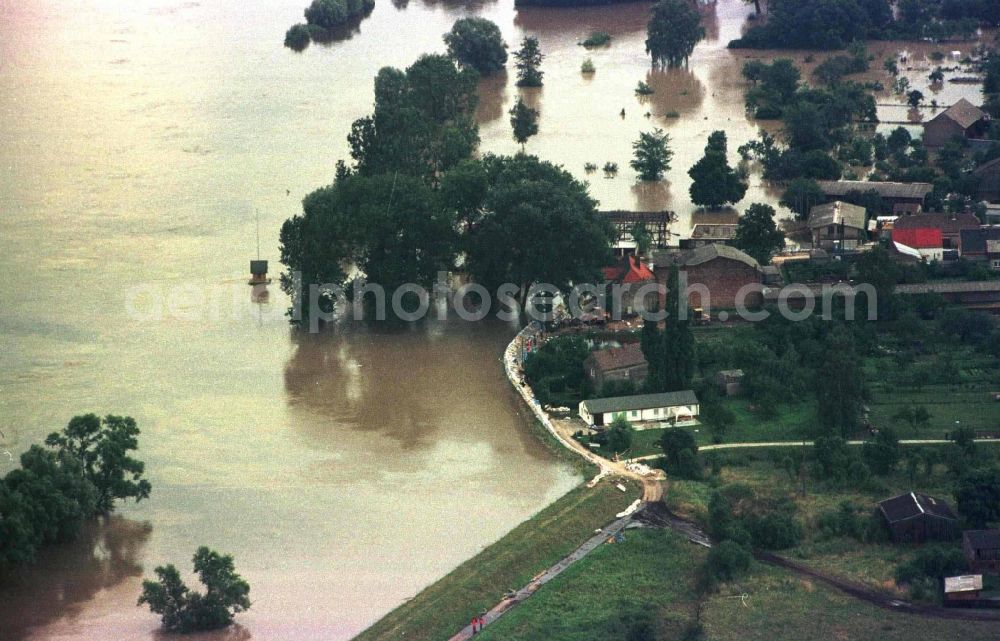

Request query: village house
[
  {"left": 600, "top": 210, "right": 675, "bottom": 255},
  {"left": 602, "top": 254, "right": 657, "bottom": 316},
  {"left": 816, "top": 180, "right": 933, "bottom": 215},
  {"left": 963, "top": 530, "right": 1000, "bottom": 574},
  {"left": 974, "top": 157, "right": 1000, "bottom": 203},
  {"left": 960, "top": 227, "right": 1000, "bottom": 271},
  {"left": 877, "top": 492, "right": 959, "bottom": 544},
  {"left": 650, "top": 244, "right": 763, "bottom": 311},
  {"left": 892, "top": 226, "right": 944, "bottom": 262},
  {"left": 584, "top": 344, "right": 648, "bottom": 393},
  {"left": 893, "top": 213, "right": 980, "bottom": 252},
  {"left": 922, "top": 98, "right": 991, "bottom": 148},
  {"left": 578, "top": 390, "right": 699, "bottom": 429},
  {"left": 680, "top": 223, "right": 737, "bottom": 248},
  {"left": 807, "top": 201, "right": 867, "bottom": 251}
]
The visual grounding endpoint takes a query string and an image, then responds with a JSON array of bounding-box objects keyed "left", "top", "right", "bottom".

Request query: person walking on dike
[{"left": 471, "top": 614, "right": 479, "bottom": 634}]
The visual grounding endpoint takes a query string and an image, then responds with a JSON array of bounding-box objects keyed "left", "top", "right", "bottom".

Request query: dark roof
[
  {"left": 581, "top": 390, "right": 699, "bottom": 415},
  {"left": 964, "top": 530, "right": 1000, "bottom": 550},
  {"left": 250, "top": 260, "right": 269, "bottom": 273},
  {"left": 651, "top": 244, "right": 761, "bottom": 272},
  {"left": 893, "top": 213, "right": 980, "bottom": 235},
  {"left": 960, "top": 227, "right": 1000, "bottom": 254},
  {"left": 973, "top": 156, "right": 1000, "bottom": 176},
  {"left": 879, "top": 492, "right": 957, "bottom": 523},
  {"left": 691, "top": 223, "right": 737, "bottom": 240},
  {"left": 808, "top": 201, "right": 867, "bottom": 230},
  {"left": 929, "top": 98, "right": 989, "bottom": 130},
  {"left": 896, "top": 280, "right": 1000, "bottom": 295},
  {"left": 816, "top": 180, "right": 933, "bottom": 200},
  {"left": 586, "top": 344, "right": 647, "bottom": 372}
]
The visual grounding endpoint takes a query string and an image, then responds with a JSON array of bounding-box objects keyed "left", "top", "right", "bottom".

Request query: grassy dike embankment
[{"left": 352, "top": 478, "right": 640, "bottom": 641}]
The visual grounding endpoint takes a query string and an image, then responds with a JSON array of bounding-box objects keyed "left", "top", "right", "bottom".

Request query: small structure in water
[{"left": 249, "top": 260, "right": 271, "bottom": 285}]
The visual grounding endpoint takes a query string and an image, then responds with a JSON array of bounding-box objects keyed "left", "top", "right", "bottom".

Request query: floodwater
[{"left": 0, "top": 0, "right": 992, "bottom": 639}]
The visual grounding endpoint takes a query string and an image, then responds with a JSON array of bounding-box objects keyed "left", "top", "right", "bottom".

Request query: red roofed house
[
  {"left": 603, "top": 255, "right": 656, "bottom": 316},
  {"left": 584, "top": 343, "right": 648, "bottom": 393},
  {"left": 893, "top": 227, "right": 944, "bottom": 261},
  {"left": 923, "top": 98, "right": 991, "bottom": 147},
  {"left": 893, "top": 213, "right": 980, "bottom": 252}
]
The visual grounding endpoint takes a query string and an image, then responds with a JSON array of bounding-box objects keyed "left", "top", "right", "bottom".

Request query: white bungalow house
[{"left": 579, "top": 391, "right": 700, "bottom": 430}]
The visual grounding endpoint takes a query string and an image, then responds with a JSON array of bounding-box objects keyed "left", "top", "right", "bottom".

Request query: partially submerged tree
[
  {"left": 139, "top": 547, "right": 251, "bottom": 633},
  {"left": 513, "top": 36, "right": 544, "bottom": 87},
  {"left": 630, "top": 128, "right": 673, "bottom": 181},
  {"left": 688, "top": 131, "right": 747, "bottom": 210},
  {"left": 509, "top": 98, "right": 539, "bottom": 150},
  {"left": 443, "top": 17, "right": 508, "bottom": 75},
  {"left": 645, "top": 0, "right": 704, "bottom": 68}
]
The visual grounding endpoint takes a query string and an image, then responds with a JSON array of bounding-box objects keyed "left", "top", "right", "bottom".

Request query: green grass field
[
  {"left": 353, "top": 479, "right": 640, "bottom": 641},
  {"left": 476, "top": 529, "right": 706, "bottom": 641}
]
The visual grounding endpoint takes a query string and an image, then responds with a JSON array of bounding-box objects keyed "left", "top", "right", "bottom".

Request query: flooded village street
[{"left": 0, "top": 0, "right": 994, "bottom": 639}]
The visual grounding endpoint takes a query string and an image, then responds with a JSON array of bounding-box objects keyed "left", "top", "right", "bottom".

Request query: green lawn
[
  {"left": 353, "top": 479, "right": 640, "bottom": 641},
  {"left": 703, "top": 563, "right": 1000, "bottom": 641},
  {"left": 477, "top": 529, "right": 706, "bottom": 641}
]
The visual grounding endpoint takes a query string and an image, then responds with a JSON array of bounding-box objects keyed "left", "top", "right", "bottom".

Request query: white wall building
[{"left": 579, "top": 391, "right": 700, "bottom": 430}]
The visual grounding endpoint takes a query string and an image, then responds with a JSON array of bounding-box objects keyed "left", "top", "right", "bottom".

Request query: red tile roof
[{"left": 603, "top": 255, "right": 655, "bottom": 284}]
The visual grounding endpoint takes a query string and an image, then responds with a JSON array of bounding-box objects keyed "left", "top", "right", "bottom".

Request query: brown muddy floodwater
[{"left": 0, "top": 0, "right": 992, "bottom": 639}]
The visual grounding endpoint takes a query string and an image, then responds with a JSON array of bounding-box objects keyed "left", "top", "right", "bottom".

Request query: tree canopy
[
  {"left": 646, "top": 0, "right": 704, "bottom": 68},
  {"left": 139, "top": 547, "right": 251, "bottom": 633},
  {"left": 733, "top": 203, "right": 785, "bottom": 266},
  {"left": 443, "top": 17, "right": 508, "bottom": 75},
  {"left": 509, "top": 98, "right": 539, "bottom": 149},
  {"left": 688, "top": 131, "right": 747, "bottom": 210},
  {"left": 347, "top": 54, "right": 479, "bottom": 180},
  {"left": 513, "top": 36, "right": 544, "bottom": 87},
  {"left": 630, "top": 129, "right": 673, "bottom": 181}
]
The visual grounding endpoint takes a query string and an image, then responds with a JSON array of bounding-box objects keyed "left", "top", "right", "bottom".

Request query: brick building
[
  {"left": 974, "top": 157, "right": 1000, "bottom": 203},
  {"left": 959, "top": 227, "right": 1000, "bottom": 271},
  {"left": 651, "top": 244, "right": 763, "bottom": 312},
  {"left": 893, "top": 213, "right": 980, "bottom": 251},
  {"left": 584, "top": 343, "right": 648, "bottom": 393},
  {"left": 923, "top": 98, "right": 991, "bottom": 148}
]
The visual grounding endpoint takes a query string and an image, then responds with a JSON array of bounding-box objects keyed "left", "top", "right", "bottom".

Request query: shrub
[
  {"left": 635, "top": 81, "right": 654, "bottom": 95},
  {"left": 706, "top": 540, "right": 752, "bottom": 582},
  {"left": 581, "top": 58, "right": 595, "bottom": 74},
  {"left": 744, "top": 511, "right": 803, "bottom": 550},
  {"left": 284, "top": 23, "right": 311, "bottom": 50},
  {"left": 895, "top": 545, "right": 967, "bottom": 585},
  {"left": 581, "top": 31, "right": 611, "bottom": 48}
]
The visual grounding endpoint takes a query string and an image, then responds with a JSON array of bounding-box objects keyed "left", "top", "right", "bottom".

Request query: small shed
[
  {"left": 579, "top": 390, "right": 700, "bottom": 429},
  {"left": 964, "top": 530, "right": 1000, "bottom": 574},
  {"left": 943, "top": 575, "right": 983, "bottom": 604},
  {"left": 714, "top": 369, "right": 744, "bottom": 397},
  {"left": 250, "top": 260, "right": 270, "bottom": 285},
  {"left": 877, "top": 492, "right": 959, "bottom": 544}
]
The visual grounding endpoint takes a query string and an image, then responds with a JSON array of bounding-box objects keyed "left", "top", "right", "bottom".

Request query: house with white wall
[{"left": 579, "top": 391, "right": 699, "bottom": 430}]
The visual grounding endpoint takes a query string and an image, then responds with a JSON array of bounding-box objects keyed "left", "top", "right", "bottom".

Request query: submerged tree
[
  {"left": 443, "top": 17, "right": 508, "bottom": 75},
  {"left": 630, "top": 128, "right": 673, "bottom": 181},
  {"left": 139, "top": 547, "right": 251, "bottom": 633},
  {"left": 509, "top": 98, "right": 539, "bottom": 150},
  {"left": 45, "top": 414, "right": 152, "bottom": 514},
  {"left": 646, "top": 0, "right": 704, "bottom": 68},
  {"left": 513, "top": 36, "right": 544, "bottom": 87}
]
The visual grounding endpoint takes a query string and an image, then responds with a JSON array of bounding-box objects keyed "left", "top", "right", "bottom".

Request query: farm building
[
  {"left": 681, "top": 223, "right": 737, "bottom": 248},
  {"left": 895, "top": 280, "right": 1000, "bottom": 312},
  {"left": 815, "top": 180, "right": 932, "bottom": 215},
  {"left": 923, "top": 98, "right": 991, "bottom": 148},
  {"left": 877, "top": 492, "right": 959, "bottom": 544},
  {"left": 959, "top": 227, "right": 1000, "bottom": 271},
  {"left": 974, "top": 157, "right": 1000, "bottom": 203},
  {"left": 892, "top": 226, "right": 944, "bottom": 262},
  {"left": 579, "top": 390, "right": 699, "bottom": 429},
  {"left": 585, "top": 344, "right": 648, "bottom": 393},
  {"left": 602, "top": 254, "right": 657, "bottom": 316},
  {"left": 894, "top": 213, "right": 980, "bottom": 251},
  {"left": 601, "top": 210, "right": 675, "bottom": 254},
  {"left": 808, "top": 201, "right": 867, "bottom": 251},
  {"left": 650, "top": 244, "right": 763, "bottom": 311},
  {"left": 964, "top": 530, "right": 1000, "bottom": 574}
]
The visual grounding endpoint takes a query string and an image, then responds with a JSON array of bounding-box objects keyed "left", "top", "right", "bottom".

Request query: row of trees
[
  {"left": 443, "top": 18, "right": 544, "bottom": 87},
  {"left": 0, "top": 415, "right": 151, "bottom": 571}
]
